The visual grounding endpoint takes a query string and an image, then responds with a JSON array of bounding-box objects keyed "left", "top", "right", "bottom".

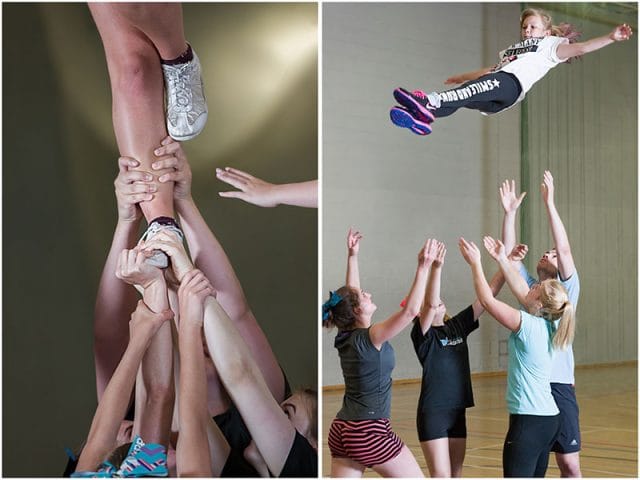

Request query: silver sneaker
[
  {"left": 162, "top": 49, "right": 208, "bottom": 141},
  {"left": 140, "top": 221, "right": 184, "bottom": 269}
]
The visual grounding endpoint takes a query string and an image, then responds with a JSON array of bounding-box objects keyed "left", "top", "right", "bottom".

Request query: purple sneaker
[
  {"left": 389, "top": 106, "right": 432, "bottom": 135},
  {"left": 393, "top": 88, "right": 436, "bottom": 123}
]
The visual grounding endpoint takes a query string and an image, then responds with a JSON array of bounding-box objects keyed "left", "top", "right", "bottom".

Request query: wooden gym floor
[{"left": 322, "top": 363, "right": 637, "bottom": 477}]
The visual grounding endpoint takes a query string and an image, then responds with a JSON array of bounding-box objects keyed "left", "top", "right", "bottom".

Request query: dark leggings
[
  {"left": 433, "top": 71, "right": 522, "bottom": 117},
  {"left": 503, "top": 413, "right": 560, "bottom": 478}
]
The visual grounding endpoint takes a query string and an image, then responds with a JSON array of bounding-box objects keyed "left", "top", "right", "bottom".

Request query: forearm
[
  {"left": 470, "top": 262, "right": 495, "bottom": 308},
  {"left": 502, "top": 211, "right": 517, "bottom": 254},
  {"left": 79, "top": 339, "right": 148, "bottom": 470},
  {"left": 488, "top": 268, "right": 506, "bottom": 297},
  {"left": 272, "top": 180, "right": 317, "bottom": 208},
  {"left": 346, "top": 255, "right": 360, "bottom": 288},
  {"left": 545, "top": 201, "right": 570, "bottom": 253},
  {"left": 93, "top": 220, "right": 141, "bottom": 398},
  {"left": 559, "top": 34, "right": 615, "bottom": 60},
  {"left": 175, "top": 197, "right": 248, "bottom": 319},
  {"left": 420, "top": 266, "right": 440, "bottom": 318},
  {"left": 497, "top": 258, "right": 529, "bottom": 304}
]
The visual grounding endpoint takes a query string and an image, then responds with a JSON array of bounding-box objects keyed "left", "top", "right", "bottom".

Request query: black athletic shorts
[
  {"left": 503, "top": 413, "right": 560, "bottom": 477},
  {"left": 550, "top": 383, "right": 581, "bottom": 453},
  {"left": 417, "top": 408, "right": 467, "bottom": 441}
]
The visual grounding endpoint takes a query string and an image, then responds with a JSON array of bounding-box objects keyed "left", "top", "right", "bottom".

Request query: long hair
[
  {"left": 538, "top": 279, "right": 575, "bottom": 350},
  {"left": 322, "top": 286, "right": 360, "bottom": 330},
  {"left": 521, "top": 8, "right": 581, "bottom": 43}
]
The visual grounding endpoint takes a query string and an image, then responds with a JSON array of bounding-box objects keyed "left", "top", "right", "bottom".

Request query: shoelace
[
  {"left": 140, "top": 222, "right": 184, "bottom": 243},
  {"left": 165, "top": 64, "right": 194, "bottom": 112}
]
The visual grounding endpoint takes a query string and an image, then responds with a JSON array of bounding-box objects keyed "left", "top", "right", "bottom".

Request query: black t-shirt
[
  {"left": 410, "top": 305, "right": 478, "bottom": 411},
  {"left": 335, "top": 328, "right": 395, "bottom": 420},
  {"left": 278, "top": 431, "right": 317, "bottom": 477}
]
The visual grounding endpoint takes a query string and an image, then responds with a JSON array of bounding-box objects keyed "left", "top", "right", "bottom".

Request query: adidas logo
[{"left": 570, "top": 439, "right": 578, "bottom": 446}]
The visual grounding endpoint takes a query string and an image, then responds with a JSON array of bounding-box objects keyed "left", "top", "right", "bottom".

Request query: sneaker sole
[
  {"left": 168, "top": 112, "right": 208, "bottom": 141},
  {"left": 393, "top": 88, "right": 435, "bottom": 123},
  {"left": 389, "top": 107, "right": 432, "bottom": 135}
]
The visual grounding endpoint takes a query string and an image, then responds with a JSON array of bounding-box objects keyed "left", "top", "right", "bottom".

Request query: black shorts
[
  {"left": 550, "top": 383, "right": 581, "bottom": 453},
  {"left": 503, "top": 413, "right": 560, "bottom": 477},
  {"left": 417, "top": 408, "right": 467, "bottom": 441}
]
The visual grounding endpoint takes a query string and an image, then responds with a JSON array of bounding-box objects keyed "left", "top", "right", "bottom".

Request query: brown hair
[{"left": 322, "top": 286, "right": 360, "bottom": 330}]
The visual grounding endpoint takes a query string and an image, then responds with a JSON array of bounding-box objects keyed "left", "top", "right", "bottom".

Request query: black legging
[
  {"left": 502, "top": 413, "right": 560, "bottom": 477},
  {"left": 433, "top": 71, "right": 522, "bottom": 117}
]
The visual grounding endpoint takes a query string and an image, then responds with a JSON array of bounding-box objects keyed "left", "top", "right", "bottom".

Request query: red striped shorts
[{"left": 328, "top": 418, "right": 404, "bottom": 468}]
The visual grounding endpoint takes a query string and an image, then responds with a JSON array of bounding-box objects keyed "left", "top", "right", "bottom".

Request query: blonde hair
[
  {"left": 538, "top": 279, "right": 575, "bottom": 350},
  {"left": 520, "top": 8, "right": 581, "bottom": 43}
]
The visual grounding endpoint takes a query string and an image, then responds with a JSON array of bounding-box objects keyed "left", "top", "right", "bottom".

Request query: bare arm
[
  {"left": 458, "top": 238, "right": 521, "bottom": 332},
  {"left": 483, "top": 237, "right": 530, "bottom": 305},
  {"left": 94, "top": 156, "right": 156, "bottom": 399},
  {"left": 556, "top": 24, "right": 633, "bottom": 61},
  {"left": 444, "top": 66, "right": 495, "bottom": 85},
  {"left": 418, "top": 241, "right": 445, "bottom": 334},
  {"left": 77, "top": 302, "right": 172, "bottom": 472},
  {"left": 153, "top": 137, "right": 285, "bottom": 404},
  {"left": 202, "top": 296, "right": 296, "bottom": 477},
  {"left": 217, "top": 167, "right": 317, "bottom": 208},
  {"left": 345, "top": 228, "right": 363, "bottom": 289},
  {"left": 369, "top": 239, "right": 434, "bottom": 348},
  {"left": 499, "top": 179, "right": 526, "bottom": 257},
  {"left": 541, "top": 170, "right": 575, "bottom": 280},
  {"left": 470, "top": 268, "right": 506, "bottom": 319}
]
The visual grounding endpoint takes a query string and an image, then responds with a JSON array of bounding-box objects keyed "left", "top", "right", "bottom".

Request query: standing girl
[
  {"left": 390, "top": 8, "right": 632, "bottom": 135},
  {"left": 410, "top": 240, "right": 505, "bottom": 477},
  {"left": 323, "top": 229, "right": 432, "bottom": 477},
  {"left": 458, "top": 236, "right": 575, "bottom": 477}
]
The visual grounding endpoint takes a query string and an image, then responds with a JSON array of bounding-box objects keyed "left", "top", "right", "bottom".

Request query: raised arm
[
  {"left": 76, "top": 301, "right": 172, "bottom": 473},
  {"left": 369, "top": 238, "right": 434, "bottom": 347},
  {"left": 153, "top": 137, "right": 286, "bottom": 404},
  {"left": 470, "top": 268, "right": 506, "bottom": 319},
  {"left": 202, "top": 295, "right": 298, "bottom": 477},
  {"left": 418, "top": 241, "right": 445, "bottom": 334},
  {"left": 499, "top": 179, "right": 526, "bottom": 257},
  {"left": 217, "top": 167, "right": 317, "bottom": 208},
  {"left": 556, "top": 23, "right": 632, "bottom": 61},
  {"left": 94, "top": 156, "right": 156, "bottom": 399},
  {"left": 483, "top": 236, "right": 531, "bottom": 306},
  {"left": 541, "top": 170, "right": 575, "bottom": 280},
  {"left": 458, "top": 238, "right": 521, "bottom": 332},
  {"left": 346, "top": 228, "right": 363, "bottom": 289},
  {"left": 444, "top": 66, "right": 495, "bottom": 85}
]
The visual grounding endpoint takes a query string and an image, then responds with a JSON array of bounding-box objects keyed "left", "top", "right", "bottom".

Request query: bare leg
[
  {"left": 555, "top": 452, "right": 582, "bottom": 477},
  {"left": 89, "top": 3, "right": 175, "bottom": 221},
  {"left": 372, "top": 445, "right": 424, "bottom": 477},
  {"left": 330, "top": 456, "right": 365, "bottom": 478},
  {"left": 421, "top": 438, "right": 452, "bottom": 477},
  {"left": 449, "top": 438, "right": 466, "bottom": 477}
]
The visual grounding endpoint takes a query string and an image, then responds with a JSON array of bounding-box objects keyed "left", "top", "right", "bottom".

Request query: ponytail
[
  {"left": 538, "top": 279, "right": 576, "bottom": 350},
  {"left": 552, "top": 301, "right": 575, "bottom": 350}
]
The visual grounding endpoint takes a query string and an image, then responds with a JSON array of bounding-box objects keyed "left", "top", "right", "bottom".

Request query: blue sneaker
[
  {"left": 116, "top": 435, "right": 168, "bottom": 477},
  {"left": 390, "top": 106, "right": 432, "bottom": 135},
  {"left": 393, "top": 88, "right": 436, "bottom": 123}
]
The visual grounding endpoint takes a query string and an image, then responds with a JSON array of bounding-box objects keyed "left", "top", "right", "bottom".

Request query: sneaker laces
[
  {"left": 164, "top": 63, "right": 196, "bottom": 113},
  {"left": 140, "top": 221, "right": 184, "bottom": 244}
]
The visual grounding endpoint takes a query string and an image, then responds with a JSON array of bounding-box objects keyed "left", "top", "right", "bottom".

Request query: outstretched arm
[
  {"left": 483, "top": 237, "right": 530, "bottom": 306},
  {"left": 153, "top": 137, "right": 285, "bottom": 404},
  {"left": 541, "top": 170, "right": 576, "bottom": 280},
  {"left": 444, "top": 66, "right": 495, "bottom": 85},
  {"left": 470, "top": 268, "right": 506, "bottom": 319},
  {"left": 202, "top": 296, "right": 298, "bottom": 477},
  {"left": 499, "top": 179, "right": 526, "bottom": 257},
  {"left": 76, "top": 302, "right": 172, "bottom": 473},
  {"left": 418, "top": 241, "right": 445, "bottom": 333},
  {"left": 556, "top": 23, "right": 632, "bottom": 61},
  {"left": 369, "top": 239, "right": 434, "bottom": 347},
  {"left": 94, "top": 156, "right": 156, "bottom": 399},
  {"left": 345, "top": 228, "right": 363, "bottom": 289},
  {"left": 458, "top": 238, "right": 521, "bottom": 332},
  {"left": 217, "top": 167, "right": 317, "bottom": 208}
]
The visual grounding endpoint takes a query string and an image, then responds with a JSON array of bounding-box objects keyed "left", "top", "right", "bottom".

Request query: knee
[{"left": 110, "top": 50, "right": 160, "bottom": 98}]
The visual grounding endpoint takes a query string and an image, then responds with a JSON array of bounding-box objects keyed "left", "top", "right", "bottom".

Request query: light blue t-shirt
[
  {"left": 519, "top": 264, "right": 580, "bottom": 384},
  {"left": 506, "top": 311, "right": 559, "bottom": 415}
]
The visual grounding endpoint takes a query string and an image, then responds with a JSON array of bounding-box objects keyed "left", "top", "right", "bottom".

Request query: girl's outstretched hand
[
  {"left": 129, "top": 300, "right": 173, "bottom": 342},
  {"left": 178, "top": 269, "right": 215, "bottom": 327},
  {"left": 153, "top": 136, "right": 192, "bottom": 201},
  {"left": 216, "top": 167, "right": 278, "bottom": 207},
  {"left": 116, "top": 247, "right": 163, "bottom": 289},
  {"left": 140, "top": 231, "right": 194, "bottom": 283},
  {"left": 458, "top": 237, "right": 481, "bottom": 266},
  {"left": 508, "top": 243, "right": 529, "bottom": 262},
  {"left": 610, "top": 24, "right": 633, "bottom": 41},
  {"left": 433, "top": 240, "right": 446, "bottom": 268},
  {"left": 347, "top": 228, "right": 363, "bottom": 256},
  {"left": 499, "top": 179, "right": 526, "bottom": 214},
  {"left": 483, "top": 236, "right": 507, "bottom": 263}
]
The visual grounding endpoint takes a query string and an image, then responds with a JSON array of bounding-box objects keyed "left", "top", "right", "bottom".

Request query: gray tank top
[{"left": 335, "top": 328, "right": 395, "bottom": 420}]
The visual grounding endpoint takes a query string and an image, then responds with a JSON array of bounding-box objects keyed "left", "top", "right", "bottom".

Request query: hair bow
[{"left": 322, "top": 291, "right": 343, "bottom": 321}]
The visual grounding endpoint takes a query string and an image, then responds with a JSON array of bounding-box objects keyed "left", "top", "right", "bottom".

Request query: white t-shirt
[{"left": 495, "top": 35, "right": 569, "bottom": 104}]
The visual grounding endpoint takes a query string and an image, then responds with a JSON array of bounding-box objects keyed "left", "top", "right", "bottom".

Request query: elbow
[{"left": 403, "top": 304, "right": 421, "bottom": 319}]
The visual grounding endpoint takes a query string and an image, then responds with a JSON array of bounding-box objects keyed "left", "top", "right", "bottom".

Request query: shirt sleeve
[
  {"left": 544, "top": 35, "right": 570, "bottom": 64},
  {"left": 560, "top": 270, "right": 580, "bottom": 307}
]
